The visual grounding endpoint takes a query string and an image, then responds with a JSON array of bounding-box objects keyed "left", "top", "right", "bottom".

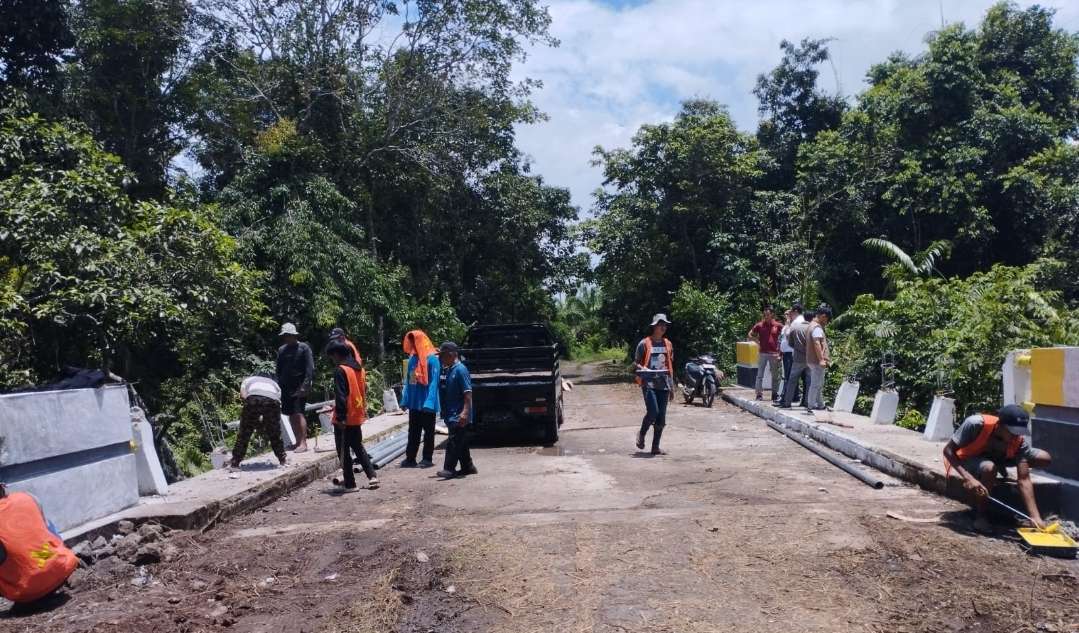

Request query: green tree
[
  {"left": 586, "top": 100, "right": 767, "bottom": 343},
  {"left": 0, "top": 0, "right": 74, "bottom": 104},
  {"left": 0, "top": 96, "right": 265, "bottom": 400}
]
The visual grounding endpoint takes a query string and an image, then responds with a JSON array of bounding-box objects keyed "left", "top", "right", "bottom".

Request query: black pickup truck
[{"left": 460, "top": 323, "right": 564, "bottom": 444}]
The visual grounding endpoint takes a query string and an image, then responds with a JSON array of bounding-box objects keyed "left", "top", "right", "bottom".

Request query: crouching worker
[
  {"left": 231, "top": 372, "right": 287, "bottom": 468},
  {"left": 0, "top": 484, "right": 78, "bottom": 605},
  {"left": 326, "top": 342, "right": 380, "bottom": 490},
  {"left": 943, "top": 404, "right": 1051, "bottom": 533}
]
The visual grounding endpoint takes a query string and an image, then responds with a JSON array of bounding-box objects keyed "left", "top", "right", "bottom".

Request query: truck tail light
[{"left": 524, "top": 406, "right": 548, "bottom": 414}]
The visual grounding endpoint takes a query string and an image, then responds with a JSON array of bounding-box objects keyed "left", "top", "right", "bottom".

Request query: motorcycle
[{"left": 682, "top": 353, "right": 723, "bottom": 407}]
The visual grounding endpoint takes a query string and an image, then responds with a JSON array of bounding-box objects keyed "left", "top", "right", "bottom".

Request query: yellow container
[
  {"left": 1017, "top": 527, "right": 1078, "bottom": 557},
  {"left": 736, "top": 341, "right": 759, "bottom": 367}
]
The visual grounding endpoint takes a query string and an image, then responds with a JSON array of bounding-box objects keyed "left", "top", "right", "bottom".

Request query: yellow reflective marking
[
  {"left": 1030, "top": 347, "right": 1065, "bottom": 406},
  {"left": 29, "top": 542, "right": 56, "bottom": 568}
]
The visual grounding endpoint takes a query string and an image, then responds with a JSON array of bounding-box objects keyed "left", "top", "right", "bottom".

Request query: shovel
[{"left": 986, "top": 496, "right": 1060, "bottom": 533}]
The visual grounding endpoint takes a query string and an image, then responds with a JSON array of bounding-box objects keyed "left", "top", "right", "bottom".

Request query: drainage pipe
[{"left": 765, "top": 419, "right": 884, "bottom": 489}]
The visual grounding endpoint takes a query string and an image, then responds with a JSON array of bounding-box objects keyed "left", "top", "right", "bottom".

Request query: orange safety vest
[
  {"left": 636, "top": 337, "right": 674, "bottom": 386},
  {"left": 339, "top": 364, "right": 367, "bottom": 426},
  {"left": 944, "top": 414, "right": 1024, "bottom": 476},
  {"left": 0, "top": 492, "right": 77, "bottom": 604}
]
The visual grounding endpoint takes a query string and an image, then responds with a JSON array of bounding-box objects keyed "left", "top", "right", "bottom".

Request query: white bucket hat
[
  {"left": 279, "top": 322, "right": 299, "bottom": 336},
  {"left": 649, "top": 313, "right": 671, "bottom": 326}
]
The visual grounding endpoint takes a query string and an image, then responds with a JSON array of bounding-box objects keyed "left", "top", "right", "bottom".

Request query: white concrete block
[
  {"left": 870, "top": 390, "right": 900, "bottom": 425},
  {"left": 0, "top": 385, "right": 131, "bottom": 463},
  {"left": 383, "top": 388, "right": 401, "bottom": 413},
  {"left": 279, "top": 414, "right": 297, "bottom": 449},
  {"left": 131, "top": 407, "right": 168, "bottom": 495},
  {"left": 10, "top": 454, "right": 139, "bottom": 533},
  {"left": 833, "top": 380, "right": 860, "bottom": 413},
  {"left": 924, "top": 396, "right": 955, "bottom": 441},
  {"left": 1002, "top": 350, "right": 1032, "bottom": 406}
]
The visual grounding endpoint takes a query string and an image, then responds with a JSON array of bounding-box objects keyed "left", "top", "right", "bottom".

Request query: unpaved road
[{"left": 4, "top": 362, "right": 1078, "bottom": 633}]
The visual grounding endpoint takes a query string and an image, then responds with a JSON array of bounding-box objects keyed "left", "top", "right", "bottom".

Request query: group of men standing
[
  {"left": 748, "top": 303, "right": 833, "bottom": 412},
  {"left": 229, "top": 323, "right": 478, "bottom": 492}
]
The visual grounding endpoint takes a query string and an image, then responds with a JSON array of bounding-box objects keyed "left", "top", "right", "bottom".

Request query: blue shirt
[
  {"left": 440, "top": 361, "right": 473, "bottom": 425},
  {"left": 401, "top": 354, "right": 441, "bottom": 412}
]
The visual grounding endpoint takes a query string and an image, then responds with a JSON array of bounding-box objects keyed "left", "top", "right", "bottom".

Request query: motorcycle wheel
[
  {"left": 683, "top": 389, "right": 694, "bottom": 405},
  {"left": 704, "top": 384, "right": 716, "bottom": 408}
]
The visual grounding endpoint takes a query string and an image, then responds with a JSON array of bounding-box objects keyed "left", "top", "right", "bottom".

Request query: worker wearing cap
[
  {"left": 634, "top": 314, "right": 674, "bottom": 455},
  {"left": 943, "top": 404, "right": 1052, "bottom": 533},
  {"left": 436, "top": 342, "right": 478, "bottom": 479},
  {"left": 325, "top": 342, "right": 379, "bottom": 490},
  {"left": 276, "top": 322, "right": 315, "bottom": 453}
]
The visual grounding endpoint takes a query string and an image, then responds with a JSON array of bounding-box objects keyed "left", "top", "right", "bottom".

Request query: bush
[
  {"left": 896, "top": 409, "right": 926, "bottom": 432},
  {"left": 669, "top": 280, "right": 757, "bottom": 372},
  {"left": 828, "top": 261, "right": 1078, "bottom": 418}
]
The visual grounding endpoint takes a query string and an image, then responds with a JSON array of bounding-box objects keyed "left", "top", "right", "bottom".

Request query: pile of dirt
[{"left": 69, "top": 521, "right": 180, "bottom": 584}]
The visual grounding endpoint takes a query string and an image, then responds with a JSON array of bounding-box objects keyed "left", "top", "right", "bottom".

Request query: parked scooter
[{"left": 683, "top": 353, "right": 723, "bottom": 407}]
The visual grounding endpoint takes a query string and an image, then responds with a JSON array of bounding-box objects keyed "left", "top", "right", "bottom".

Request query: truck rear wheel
[{"left": 545, "top": 400, "right": 563, "bottom": 445}]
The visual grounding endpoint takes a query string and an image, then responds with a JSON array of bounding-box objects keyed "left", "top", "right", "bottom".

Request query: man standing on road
[
  {"left": 779, "top": 304, "right": 807, "bottom": 406},
  {"left": 230, "top": 371, "right": 287, "bottom": 469},
  {"left": 400, "top": 330, "right": 440, "bottom": 468},
  {"left": 326, "top": 342, "right": 380, "bottom": 490},
  {"left": 276, "top": 322, "right": 315, "bottom": 453},
  {"left": 943, "top": 404, "right": 1052, "bottom": 533},
  {"left": 749, "top": 305, "right": 782, "bottom": 402},
  {"left": 779, "top": 309, "right": 814, "bottom": 409},
  {"left": 635, "top": 314, "right": 674, "bottom": 455},
  {"left": 804, "top": 306, "right": 832, "bottom": 412},
  {"left": 437, "top": 342, "right": 478, "bottom": 479}
]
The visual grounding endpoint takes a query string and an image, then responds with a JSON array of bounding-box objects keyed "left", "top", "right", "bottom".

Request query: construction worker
[
  {"left": 276, "top": 322, "right": 314, "bottom": 453},
  {"left": 400, "top": 330, "right": 441, "bottom": 468},
  {"left": 436, "top": 342, "right": 478, "bottom": 479},
  {"left": 635, "top": 314, "right": 674, "bottom": 455},
  {"left": 328, "top": 327, "right": 362, "bottom": 365},
  {"left": 0, "top": 484, "right": 78, "bottom": 604},
  {"left": 326, "top": 342, "right": 380, "bottom": 490},
  {"left": 230, "top": 371, "right": 287, "bottom": 469},
  {"left": 943, "top": 404, "right": 1052, "bottom": 533}
]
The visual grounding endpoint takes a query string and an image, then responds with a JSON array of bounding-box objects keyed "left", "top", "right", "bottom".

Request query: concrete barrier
[
  {"left": 924, "top": 396, "right": 955, "bottom": 441},
  {"left": 130, "top": 406, "right": 168, "bottom": 495},
  {"left": 869, "top": 390, "right": 899, "bottom": 425},
  {"left": 833, "top": 380, "right": 859, "bottom": 413},
  {"left": 0, "top": 385, "right": 139, "bottom": 533}
]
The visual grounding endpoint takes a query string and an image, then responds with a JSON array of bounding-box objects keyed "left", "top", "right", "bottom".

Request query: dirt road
[{"left": 4, "top": 362, "right": 1077, "bottom": 633}]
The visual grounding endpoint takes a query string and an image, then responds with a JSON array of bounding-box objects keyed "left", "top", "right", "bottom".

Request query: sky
[{"left": 511, "top": 0, "right": 1079, "bottom": 213}]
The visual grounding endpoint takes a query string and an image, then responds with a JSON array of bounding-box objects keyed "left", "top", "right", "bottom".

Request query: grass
[
  {"left": 571, "top": 346, "right": 628, "bottom": 363},
  {"left": 324, "top": 567, "right": 405, "bottom": 633}
]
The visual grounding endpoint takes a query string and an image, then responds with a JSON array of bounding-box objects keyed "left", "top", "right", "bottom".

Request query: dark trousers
[
  {"left": 443, "top": 425, "right": 474, "bottom": 473},
  {"left": 406, "top": 409, "right": 437, "bottom": 462},
  {"left": 639, "top": 388, "right": 669, "bottom": 450},
  {"left": 335, "top": 424, "right": 376, "bottom": 487},
  {"left": 781, "top": 360, "right": 811, "bottom": 408},
  {"left": 781, "top": 352, "right": 808, "bottom": 405},
  {"left": 233, "top": 396, "right": 286, "bottom": 464}
]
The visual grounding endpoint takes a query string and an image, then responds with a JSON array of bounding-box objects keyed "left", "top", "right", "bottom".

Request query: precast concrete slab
[{"left": 0, "top": 385, "right": 140, "bottom": 531}]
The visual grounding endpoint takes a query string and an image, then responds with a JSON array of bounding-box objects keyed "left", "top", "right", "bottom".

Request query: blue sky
[{"left": 511, "top": 0, "right": 1079, "bottom": 213}]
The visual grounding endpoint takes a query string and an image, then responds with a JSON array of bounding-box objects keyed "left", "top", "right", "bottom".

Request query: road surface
[{"left": 4, "top": 362, "right": 1077, "bottom": 633}]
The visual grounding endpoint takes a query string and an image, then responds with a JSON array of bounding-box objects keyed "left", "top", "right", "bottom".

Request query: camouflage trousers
[{"left": 232, "top": 396, "right": 287, "bottom": 464}]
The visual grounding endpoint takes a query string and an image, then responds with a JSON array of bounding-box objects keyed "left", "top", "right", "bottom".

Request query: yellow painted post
[{"left": 1030, "top": 347, "right": 1066, "bottom": 406}]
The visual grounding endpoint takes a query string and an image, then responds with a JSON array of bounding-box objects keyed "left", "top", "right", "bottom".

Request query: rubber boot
[
  {"left": 651, "top": 425, "right": 666, "bottom": 455},
  {"left": 636, "top": 417, "right": 650, "bottom": 450}
]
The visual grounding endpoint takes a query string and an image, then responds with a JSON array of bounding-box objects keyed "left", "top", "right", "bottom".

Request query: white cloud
[{"left": 512, "top": 0, "right": 1079, "bottom": 213}]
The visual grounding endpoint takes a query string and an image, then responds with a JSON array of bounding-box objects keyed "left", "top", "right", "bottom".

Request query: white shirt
[
  {"left": 779, "top": 314, "right": 805, "bottom": 354},
  {"left": 241, "top": 376, "right": 281, "bottom": 402}
]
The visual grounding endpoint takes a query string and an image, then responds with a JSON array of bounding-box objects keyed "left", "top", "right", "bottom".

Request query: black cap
[
  {"left": 439, "top": 341, "right": 459, "bottom": 354},
  {"left": 329, "top": 327, "right": 346, "bottom": 339},
  {"left": 325, "top": 340, "right": 350, "bottom": 356},
  {"left": 997, "top": 404, "right": 1030, "bottom": 431}
]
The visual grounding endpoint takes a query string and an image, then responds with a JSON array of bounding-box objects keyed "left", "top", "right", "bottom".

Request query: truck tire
[{"left": 545, "top": 400, "right": 563, "bottom": 445}]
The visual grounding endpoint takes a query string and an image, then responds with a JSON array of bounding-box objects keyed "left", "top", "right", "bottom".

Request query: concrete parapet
[
  {"left": 869, "top": 390, "right": 899, "bottom": 425},
  {"left": 833, "top": 380, "right": 859, "bottom": 413},
  {"left": 924, "top": 396, "right": 955, "bottom": 442},
  {"left": 131, "top": 406, "right": 168, "bottom": 495}
]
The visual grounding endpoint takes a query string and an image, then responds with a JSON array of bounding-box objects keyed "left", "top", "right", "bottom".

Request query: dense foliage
[
  {"left": 0, "top": 0, "right": 581, "bottom": 473},
  {"left": 589, "top": 3, "right": 1079, "bottom": 414}
]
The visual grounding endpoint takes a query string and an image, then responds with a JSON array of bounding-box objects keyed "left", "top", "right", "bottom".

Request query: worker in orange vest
[
  {"left": 634, "top": 314, "right": 674, "bottom": 455},
  {"left": 0, "top": 484, "right": 78, "bottom": 604},
  {"left": 326, "top": 341, "right": 380, "bottom": 491},
  {"left": 943, "top": 404, "right": 1052, "bottom": 533}
]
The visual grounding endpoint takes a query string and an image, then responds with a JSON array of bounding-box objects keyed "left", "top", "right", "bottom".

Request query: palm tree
[{"left": 862, "top": 238, "right": 952, "bottom": 283}]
